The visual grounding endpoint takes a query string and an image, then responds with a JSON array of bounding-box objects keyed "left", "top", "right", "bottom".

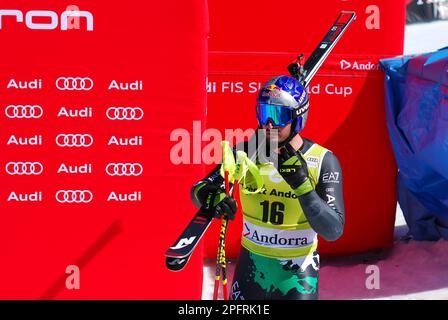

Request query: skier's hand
[
  {"left": 199, "top": 184, "right": 237, "bottom": 220},
  {"left": 276, "top": 143, "right": 313, "bottom": 196}
]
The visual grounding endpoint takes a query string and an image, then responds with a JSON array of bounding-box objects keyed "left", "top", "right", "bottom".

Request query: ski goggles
[{"left": 256, "top": 104, "right": 296, "bottom": 127}]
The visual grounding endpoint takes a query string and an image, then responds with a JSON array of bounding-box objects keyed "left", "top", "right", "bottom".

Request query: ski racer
[{"left": 191, "top": 75, "right": 345, "bottom": 300}]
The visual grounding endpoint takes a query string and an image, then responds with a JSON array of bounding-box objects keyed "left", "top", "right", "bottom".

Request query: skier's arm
[
  {"left": 190, "top": 141, "right": 249, "bottom": 208},
  {"left": 190, "top": 162, "right": 238, "bottom": 220},
  {"left": 297, "top": 151, "right": 344, "bottom": 241}
]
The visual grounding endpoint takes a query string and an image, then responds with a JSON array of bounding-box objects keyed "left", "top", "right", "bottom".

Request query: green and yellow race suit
[{"left": 191, "top": 137, "right": 345, "bottom": 300}]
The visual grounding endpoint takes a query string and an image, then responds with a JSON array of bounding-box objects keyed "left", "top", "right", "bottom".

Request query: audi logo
[
  {"left": 55, "top": 190, "right": 93, "bottom": 203},
  {"left": 106, "top": 107, "right": 144, "bottom": 120},
  {"left": 56, "top": 77, "right": 94, "bottom": 91},
  {"left": 5, "top": 105, "right": 43, "bottom": 119},
  {"left": 56, "top": 134, "right": 93, "bottom": 147},
  {"left": 106, "top": 163, "right": 143, "bottom": 176},
  {"left": 5, "top": 162, "right": 43, "bottom": 175}
]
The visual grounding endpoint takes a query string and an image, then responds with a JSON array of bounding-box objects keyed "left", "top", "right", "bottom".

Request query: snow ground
[
  {"left": 203, "top": 200, "right": 448, "bottom": 300},
  {"left": 202, "top": 20, "right": 448, "bottom": 300},
  {"left": 404, "top": 20, "right": 448, "bottom": 54},
  {"left": 319, "top": 206, "right": 448, "bottom": 300}
]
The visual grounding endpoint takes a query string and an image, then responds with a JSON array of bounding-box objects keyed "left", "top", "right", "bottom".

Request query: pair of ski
[{"left": 165, "top": 10, "right": 356, "bottom": 272}]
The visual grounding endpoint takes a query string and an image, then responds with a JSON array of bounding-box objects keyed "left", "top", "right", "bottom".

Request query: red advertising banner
[
  {"left": 204, "top": 0, "right": 405, "bottom": 258},
  {"left": 0, "top": 0, "right": 208, "bottom": 298}
]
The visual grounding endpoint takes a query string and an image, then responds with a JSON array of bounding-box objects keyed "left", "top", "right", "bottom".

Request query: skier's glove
[
  {"left": 276, "top": 143, "right": 313, "bottom": 196},
  {"left": 196, "top": 184, "right": 237, "bottom": 220}
]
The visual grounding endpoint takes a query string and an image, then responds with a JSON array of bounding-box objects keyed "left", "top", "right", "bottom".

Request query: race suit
[{"left": 191, "top": 137, "right": 345, "bottom": 300}]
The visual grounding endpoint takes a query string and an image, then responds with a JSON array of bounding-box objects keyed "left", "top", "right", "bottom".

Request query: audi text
[
  {"left": 6, "top": 78, "right": 42, "bottom": 89},
  {"left": 57, "top": 163, "right": 92, "bottom": 174},
  {"left": 7, "top": 135, "right": 42, "bottom": 146},
  {"left": 108, "top": 80, "right": 143, "bottom": 91},
  {"left": 107, "top": 191, "right": 142, "bottom": 202},
  {"left": 108, "top": 136, "right": 143, "bottom": 146},
  {"left": 58, "top": 107, "right": 93, "bottom": 118},
  {"left": 8, "top": 191, "right": 42, "bottom": 202}
]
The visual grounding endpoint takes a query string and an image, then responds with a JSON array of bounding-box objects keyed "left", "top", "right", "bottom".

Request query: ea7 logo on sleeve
[
  {"left": 322, "top": 171, "right": 340, "bottom": 183},
  {"left": 170, "top": 236, "right": 196, "bottom": 250}
]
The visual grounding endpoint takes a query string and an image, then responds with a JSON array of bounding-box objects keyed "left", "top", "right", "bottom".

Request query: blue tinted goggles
[{"left": 256, "top": 104, "right": 295, "bottom": 127}]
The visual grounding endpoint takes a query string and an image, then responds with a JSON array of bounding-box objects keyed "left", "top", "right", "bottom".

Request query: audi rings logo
[
  {"left": 106, "top": 107, "right": 144, "bottom": 121},
  {"left": 106, "top": 163, "right": 143, "bottom": 176},
  {"left": 56, "top": 77, "right": 94, "bottom": 91},
  {"left": 55, "top": 190, "right": 93, "bottom": 203},
  {"left": 56, "top": 134, "right": 93, "bottom": 147},
  {"left": 5, "top": 105, "right": 43, "bottom": 119},
  {"left": 6, "top": 162, "right": 43, "bottom": 175}
]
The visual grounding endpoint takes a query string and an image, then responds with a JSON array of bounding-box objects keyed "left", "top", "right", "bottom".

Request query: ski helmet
[{"left": 256, "top": 75, "right": 309, "bottom": 133}]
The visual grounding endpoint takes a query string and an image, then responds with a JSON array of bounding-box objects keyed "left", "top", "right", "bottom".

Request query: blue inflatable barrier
[{"left": 380, "top": 48, "right": 448, "bottom": 240}]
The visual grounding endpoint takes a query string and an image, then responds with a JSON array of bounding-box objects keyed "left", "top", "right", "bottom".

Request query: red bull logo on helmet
[{"left": 261, "top": 84, "right": 282, "bottom": 98}]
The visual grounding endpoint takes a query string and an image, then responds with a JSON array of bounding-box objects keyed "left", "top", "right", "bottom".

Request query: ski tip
[
  {"left": 165, "top": 255, "right": 191, "bottom": 272},
  {"left": 339, "top": 10, "right": 357, "bottom": 21}
]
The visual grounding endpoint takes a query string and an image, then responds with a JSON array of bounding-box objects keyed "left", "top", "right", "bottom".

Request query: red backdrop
[
  {"left": 204, "top": 0, "right": 405, "bottom": 258},
  {"left": 0, "top": 0, "right": 208, "bottom": 299}
]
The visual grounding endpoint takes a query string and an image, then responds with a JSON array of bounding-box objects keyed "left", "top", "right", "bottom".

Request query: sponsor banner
[
  {"left": 0, "top": 0, "right": 208, "bottom": 299},
  {"left": 208, "top": 54, "right": 383, "bottom": 80},
  {"left": 336, "top": 58, "right": 382, "bottom": 72},
  {"left": 242, "top": 220, "right": 317, "bottom": 249}
]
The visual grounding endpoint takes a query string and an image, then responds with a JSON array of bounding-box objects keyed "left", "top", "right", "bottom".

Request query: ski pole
[
  {"left": 221, "top": 180, "right": 241, "bottom": 299},
  {"left": 220, "top": 170, "right": 232, "bottom": 300},
  {"left": 214, "top": 204, "right": 229, "bottom": 300},
  {"left": 213, "top": 177, "right": 230, "bottom": 300},
  {"left": 213, "top": 188, "right": 229, "bottom": 299},
  {"left": 213, "top": 141, "right": 236, "bottom": 300}
]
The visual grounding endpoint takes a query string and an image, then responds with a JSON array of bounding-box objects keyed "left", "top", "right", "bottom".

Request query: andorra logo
[{"left": 340, "top": 59, "right": 352, "bottom": 70}]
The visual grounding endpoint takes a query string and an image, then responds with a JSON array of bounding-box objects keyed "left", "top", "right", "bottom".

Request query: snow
[
  {"left": 320, "top": 240, "right": 448, "bottom": 300},
  {"left": 203, "top": 206, "right": 448, "bottom": 300},
  {"left": 202, "top": 20, "right": 448, "bottom": 300},
  {"left": 404, "top": 20, "right": 448, "bottom": 55}
]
